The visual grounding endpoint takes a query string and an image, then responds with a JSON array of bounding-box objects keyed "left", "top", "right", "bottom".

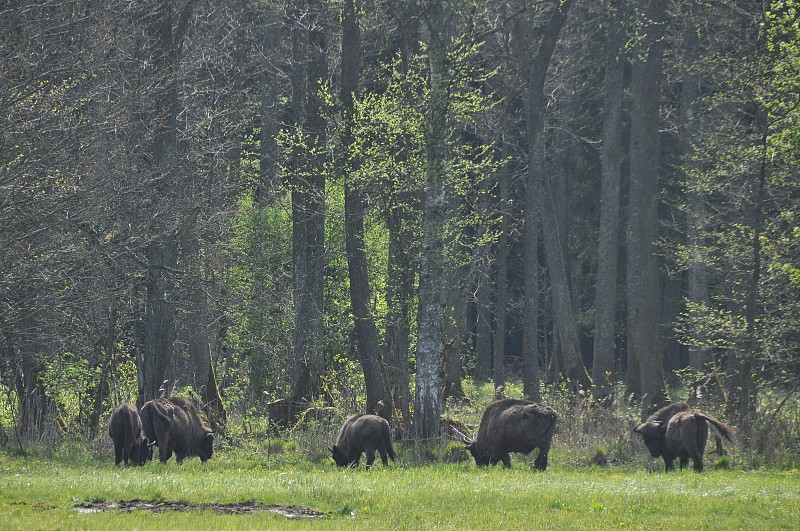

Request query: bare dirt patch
[{"left": 75, "top": 499, "right": 326, "bottom": 519}]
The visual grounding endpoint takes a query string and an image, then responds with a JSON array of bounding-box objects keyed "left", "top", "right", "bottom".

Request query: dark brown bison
[
  {"left": 634, "top": 402, "right": 733, "bottom": 472},
  {"left": 109, "top": 403, "right": 152, "bottom": 466},
  {"left": 330, "top": 413, "right": 396, "bottom": 468},
  {"left": 455, "top": 398, "right": 557, "bottom": 470},
  {"left": 140, "top": 397, "right": 214, "bottom": 464}
]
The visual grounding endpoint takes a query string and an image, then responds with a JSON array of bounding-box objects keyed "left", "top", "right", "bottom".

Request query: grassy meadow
[{"left": 1, "top": 450, "right": 798, "bottom": 530}]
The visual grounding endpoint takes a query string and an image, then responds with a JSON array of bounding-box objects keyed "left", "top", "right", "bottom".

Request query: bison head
[
  {"left": 330, "top": 445, "right": 356, "bottom": 467},
  {"left": 633, "top": 420, "right": 666, "bottom": 458},
  {"left": 465, "top": 441, "right": 490, "bottom": 467},
  {"left": 451, "top": 426, "right": 490, "bottom": 467},
  {"left": 135, "top": 437, "right": 155, "bottom": 466},
  {"left": 197, "top": 432, "right": 214, "bottom": 462}
]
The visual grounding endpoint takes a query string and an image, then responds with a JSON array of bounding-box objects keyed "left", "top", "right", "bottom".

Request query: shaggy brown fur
[
  {"left": 330, "top": 413, "right": 395, "bottom": 468},
  {"left": 634, "top": 402, "right": 733, "bottom": 472},
  {"left": 108, "top": 403, "right": 152, "bottom": 466},
  {"left": 461, "top": 399, "right": 557, "bottom": 470},
  {"left": 140, "top": 397, "right": 214, "bottom": 464}
]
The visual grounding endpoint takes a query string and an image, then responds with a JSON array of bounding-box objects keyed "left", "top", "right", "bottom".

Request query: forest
[{"left": 1, "top": 0, "right": 799, "bottom": 465}]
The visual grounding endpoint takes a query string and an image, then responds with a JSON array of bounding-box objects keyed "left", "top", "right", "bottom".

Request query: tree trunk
[
  {"left": 493, "top": 147, "right": 510, "bottom": 392},
  {"left": 141, "top": 238, "right": 178, "bottom": 403},
  {"left": 592, "top": 0, "right": 625, "bottom": 399},
  {"left": 626, "top": 0, "right": 668, "bottom": 414},
  {"left": 290, "top": 0, "right": 327, "bottom": 401},
  {"left": 474, "top": 271, "right": 493, "bottom": 382},
  {"left": 385, "top": 0, "right": 420, "bottom": 437},
  {"left": 442, "top": 271, "right": 468, "bottom": 401},
  {"left": 341, "top": 0, "right": 392, "bottom": 417},
  {"left": 415, "top": 0, "right": 448, "bottom": 439},
  {"left": 520, "top": 0, "right": 590, "bottom": 391},
  {"left": 138, "top": 0, "right": 196, "bottom": 404}
]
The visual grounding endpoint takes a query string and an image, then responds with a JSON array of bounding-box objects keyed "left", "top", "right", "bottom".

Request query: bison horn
[{"left": 450, "top": 426, "right": 473, "bottom": 444}]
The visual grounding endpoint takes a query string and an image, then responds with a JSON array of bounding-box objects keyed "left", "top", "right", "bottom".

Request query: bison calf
[
  {"left": 140, "top": 397, "right": 214, "bottom": 464},
  {"left": 457, "top": 398, "right": 557, "bottom": 470},
  {"left": 634, "top": 402, "right": 733, "bottom": 472},
  {"left": 109, "top": 403, "right": 152, "bottom": 466},
  {"left": 330, "top": 413, "right": 396, "bottom": 468}
]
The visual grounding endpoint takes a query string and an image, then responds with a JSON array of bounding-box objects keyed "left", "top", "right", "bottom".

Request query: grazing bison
[
  {"left": 109, "top": 403, "right": 152, "bottom": 466},
  {"left": 455, "top": 399, "right": 557, "bottom": 470},
  {"left": 140, "top": 397, "right": 214, "bottom": 464},
  {"left": 330, "top": 413, "right": 396, "bottom": 468},
  {"left": 634, "top": 402, "right": 733, "bottom": 472}
]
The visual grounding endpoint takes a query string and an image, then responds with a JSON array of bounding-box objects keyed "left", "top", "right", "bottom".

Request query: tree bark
[
  {"left": 625, "top": 0, "right": 669, "bottom": 414},
  {"left": 520, "top": 0, "right": 590, "bottom": 391},
  {"left": 341, "top": 0, "right": 392, "bottom": 417},
  {"left": 290, "top": 0, "right": 327, "bottom": 401},
  {"left": 138, "top": 0, "right": 196, "bottom": 404},
  {"left": 385, "top": 0, "right": 420, "bottom": 437},
  {"left": 415, "top": 0, "right": 448, "bottom": 439},
  {"left": 141, "top": 238, "right": 178, "bottom": 402},
  {"left": 592, "top": 0, "right": 625, "bottom": 399},
  {"left": 493, "top": 147, "right": 510, "bottom": 392}
]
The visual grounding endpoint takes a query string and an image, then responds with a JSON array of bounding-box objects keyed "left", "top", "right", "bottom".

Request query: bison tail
[{"left": 695, "top": 413, "right": 733, "bottom": 442}]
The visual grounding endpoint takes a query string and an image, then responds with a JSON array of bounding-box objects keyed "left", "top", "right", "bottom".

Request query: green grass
[{"left": 1, "top": 452, "right": 799, "bottom": 529}]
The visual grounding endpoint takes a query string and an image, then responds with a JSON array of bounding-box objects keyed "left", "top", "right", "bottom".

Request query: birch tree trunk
[{"left": 415, "top": 0, "right": 448, "bottom": 439}]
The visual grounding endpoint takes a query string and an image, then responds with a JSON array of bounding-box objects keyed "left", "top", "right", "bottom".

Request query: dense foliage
[{"left": 0, "top": 0, "right": 798, "bottom": 466}]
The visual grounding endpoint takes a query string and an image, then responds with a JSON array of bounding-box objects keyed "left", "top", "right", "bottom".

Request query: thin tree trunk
[
  {"left": 341, "top": 0, "right": 392, "bottom": 417},
  {"left": 474, "top": 273, "right": 493, "bottom": 382},
  {"left": 385, "top": 0, "right": 420, "bottom": 437},
  {"left": 493, "top": 146, "right": 510, "bottom": 392}
]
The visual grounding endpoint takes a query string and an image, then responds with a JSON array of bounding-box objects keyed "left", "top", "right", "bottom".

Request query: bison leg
[
  {"left": 157, "top": 435, "right": 172, "bottom": 463},
  {"left": 534, "top": 448, "right": 549, "bottom": 471},
  {"left": 663, "top": 456, "right": 675, "bottom": 472},
  {"left": 114, "top": 445, "right": 123, "bottom": 466},
  {"left": 365, "top": 449, "right": 376, "bottom": 468},
  {"left": 124, "top": 444, "right": 134, "bottom": 466},
  {"left": 691, "top": 454, "right": 704, "bottom": 472},
  {"left": 679, "top": 456, "right": 689, "bottom": 470},
  {"left": 378, "top": 447, "right": 389, "bottom": 466}
]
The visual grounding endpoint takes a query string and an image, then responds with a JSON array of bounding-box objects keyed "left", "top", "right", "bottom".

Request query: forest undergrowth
[{"left": 2, "top": 379, "right": 799, "bottom": 472}]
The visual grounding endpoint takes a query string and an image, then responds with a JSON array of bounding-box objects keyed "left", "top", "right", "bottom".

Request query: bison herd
[
  {"left": 108, "top": 396, "right": 733, "bottom": 473},
  {"left": 109, "top": 397, "right": 214, "bottom": 466}
]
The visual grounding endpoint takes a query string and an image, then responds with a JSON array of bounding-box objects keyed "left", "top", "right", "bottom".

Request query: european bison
[
  {"left": 634, "top": 402, "right": 733, "bottom": 472},
  {"left": 330, "top": 413, "right": 396, "bottom": 468},
  {"left": 140, "top": 397, "right": 214, "bottom": 464},
  {"left": 109, "top": 403, "right": 152, "bottom": 466},
  {"left": 456, "top": 398, "right": 557, "bottom": 470}
]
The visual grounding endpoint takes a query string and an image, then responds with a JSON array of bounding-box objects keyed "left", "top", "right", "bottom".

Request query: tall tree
[
  {"left": 625, "top": 0, "right": 669, "bottom": 413},
  {"left": 415, "top": 0, "right": 449, "bottom": 439},
  {"left": 519, "top": 0, "right": 590, "bottom": 390},
  {"left": 139, "top": 0, "right": 197, "bottom": 403},
  {"left": 341, "top": 0, "right": 393, "bottom": 416},
  {"left": 289, "top": 0, "right": 327, "bottom": 401},
  {"left": 592, "top": 0, "right": 626, "bottom": 398}
]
